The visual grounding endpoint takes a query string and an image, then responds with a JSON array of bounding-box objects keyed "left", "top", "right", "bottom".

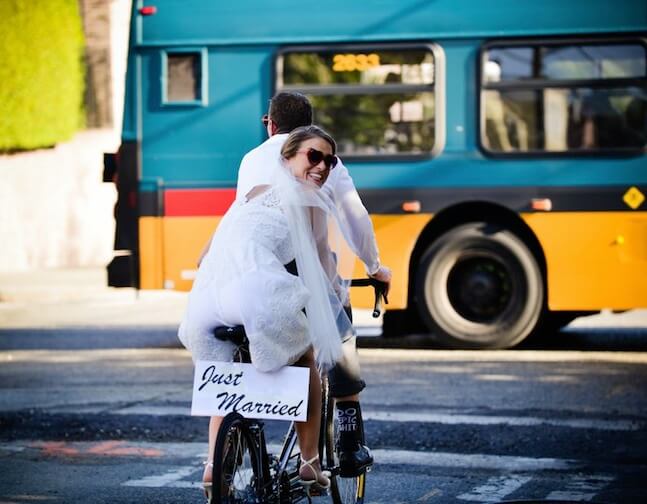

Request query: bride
[{"left": 178, "top": 125, "right": 353, "bottom": 497}]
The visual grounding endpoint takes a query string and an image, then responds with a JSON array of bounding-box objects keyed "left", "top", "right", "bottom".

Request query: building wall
[{"left": 0, "top": 1, "right": 131, "bottom": 273}]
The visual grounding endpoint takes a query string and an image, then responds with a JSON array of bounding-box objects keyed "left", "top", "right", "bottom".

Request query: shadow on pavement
[
  {"left": 0, "top": 327, "right": 182, "bottom": 350},
  {"left": 2, "top": 325, "right": 647, "bottom": 352},
  {"left": 361, "top": 327, "right": 647, "bottom": 352}
]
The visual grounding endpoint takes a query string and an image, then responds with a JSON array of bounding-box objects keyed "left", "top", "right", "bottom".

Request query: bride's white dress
[{"left": 178, "top": 188, "right": 311, "bottom": 372}]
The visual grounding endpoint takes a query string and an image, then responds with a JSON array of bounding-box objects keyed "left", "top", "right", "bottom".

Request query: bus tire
[
  {"left": 382, "top": 309, "right": 426, "bottom": 337},
  {"left": 415, "top": 222, "right": 544, "bottom": 349}
]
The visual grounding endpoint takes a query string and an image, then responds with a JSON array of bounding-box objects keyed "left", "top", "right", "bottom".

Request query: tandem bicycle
[{"left": 207, "top": 278, "right": 388, "bottom": 504}]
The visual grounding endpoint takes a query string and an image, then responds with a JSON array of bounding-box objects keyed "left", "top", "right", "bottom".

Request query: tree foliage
[{"left": 0, "top": 0, "right": 85, "bottom": 152}]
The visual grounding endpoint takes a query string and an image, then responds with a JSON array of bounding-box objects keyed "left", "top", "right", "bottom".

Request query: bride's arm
[{"left": 312, "top": 208, "right": 348, "bottom": 306}]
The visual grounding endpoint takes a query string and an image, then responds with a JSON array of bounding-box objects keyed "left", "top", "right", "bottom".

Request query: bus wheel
[{"left": 415, "top": 222, "right": 543, "bottom": 349}]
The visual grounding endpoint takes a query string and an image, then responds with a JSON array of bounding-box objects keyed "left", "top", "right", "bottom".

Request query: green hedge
[{"left": 0, "top": 0, "right": 85, "bottom": 152}]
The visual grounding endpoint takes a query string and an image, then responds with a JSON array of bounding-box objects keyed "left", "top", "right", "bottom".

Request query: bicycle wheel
[
  {"left": 212, "top": 412, "right": 264, "bottom": 504},
  {"left": 324, "top": 380, "right": 366, "bottom": 504}
]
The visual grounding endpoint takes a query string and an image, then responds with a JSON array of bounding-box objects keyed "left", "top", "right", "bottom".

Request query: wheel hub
[{"left": 447, "top": 255, "right": 512, "bottom": 323}]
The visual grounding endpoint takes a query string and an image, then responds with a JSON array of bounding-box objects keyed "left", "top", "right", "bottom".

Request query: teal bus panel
[
  {"left": 136, "top": 0, "right": 647, "bottom": 46},
  {"left": 139, "top": 47, "right": 274, "bottom": 187}
]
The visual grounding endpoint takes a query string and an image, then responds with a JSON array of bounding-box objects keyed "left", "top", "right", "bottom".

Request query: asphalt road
[
  {"left": 1, "top": 268, "right": 646, "bottom": 502},
  {"left": 1, "top": 323, "right": 647, "bottom": 503}
]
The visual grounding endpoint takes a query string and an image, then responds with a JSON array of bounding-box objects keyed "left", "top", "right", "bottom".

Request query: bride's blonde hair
[{"left": 281, "top": 125, "right": 337, "bottom": 160}]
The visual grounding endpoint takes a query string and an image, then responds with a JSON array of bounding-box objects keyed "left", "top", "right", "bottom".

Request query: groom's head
[{"left": 265, "top": 92, "right": 313, "bottom": 136}]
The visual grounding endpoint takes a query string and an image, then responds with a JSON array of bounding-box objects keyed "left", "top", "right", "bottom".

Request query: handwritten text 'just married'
[{"left": 198, "top": 364, "right": 304, "bottom": 418}]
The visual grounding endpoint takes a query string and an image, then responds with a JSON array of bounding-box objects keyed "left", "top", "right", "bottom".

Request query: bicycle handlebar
[
  {"left": 350, "top": 278, "right": 389, "bottom": 318},
  {"left": 215, "top": 278, "right": 389, "bottom": 346}
]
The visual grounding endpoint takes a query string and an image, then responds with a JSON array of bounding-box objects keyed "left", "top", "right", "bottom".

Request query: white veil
[{"left": 272, "top": 160, "right": 354, "bottom": 371}]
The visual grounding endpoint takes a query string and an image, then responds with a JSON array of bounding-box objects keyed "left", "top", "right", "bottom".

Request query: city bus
[{"left": 104, "top": 0, "right": 647, "bottom": 348}]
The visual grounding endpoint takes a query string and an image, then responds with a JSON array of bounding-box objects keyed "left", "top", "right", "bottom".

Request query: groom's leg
[{"left": 328, "top": 307, "right": 373, "bottom": 477}]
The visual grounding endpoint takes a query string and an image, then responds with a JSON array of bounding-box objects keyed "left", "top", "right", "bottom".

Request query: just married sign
[{"left": 191, "top": 360, "right": 310, "bottom": 422}]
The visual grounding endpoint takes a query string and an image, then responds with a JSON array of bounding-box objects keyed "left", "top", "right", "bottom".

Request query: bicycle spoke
[{"left": 214, "top": 414, "right": 264, "bottom": 504}]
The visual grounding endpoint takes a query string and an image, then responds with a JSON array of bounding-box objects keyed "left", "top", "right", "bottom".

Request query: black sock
[{"left": 336, "top": 401, "right": 363, "bottom": 450}]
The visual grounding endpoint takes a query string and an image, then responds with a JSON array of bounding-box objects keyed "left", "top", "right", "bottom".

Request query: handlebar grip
[
  {"left": 350, "top": 278, "right": 388, "bottom": 318},
  {"left": 373, "top": 292, "right": 383, "bottom": 318}
]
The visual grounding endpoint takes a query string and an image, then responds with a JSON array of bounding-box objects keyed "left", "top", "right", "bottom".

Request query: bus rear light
[
  {"left": 402, "top": 200, "right": 421, "bottom": 213},
  {"left": 139, "top": 6, "right": 157, "bottom": 15},
  {"left": 531, "top": 198, "right": 552, "bottom": 211}
]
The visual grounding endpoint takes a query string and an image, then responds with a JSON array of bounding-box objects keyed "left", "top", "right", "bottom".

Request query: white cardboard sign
[{"left": 191, "top": 360, "right": 310, "bottom": 422}]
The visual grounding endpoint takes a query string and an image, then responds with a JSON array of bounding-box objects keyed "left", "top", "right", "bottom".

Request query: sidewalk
[
  {"left": 1, "top": 267, "right": 645, "bottom": 331},
  {"left": 0, "top": 267, "right": 187, "bottom": 328},
  {"left": 0, "top": 267, "right": 380, "bottom": 330}
]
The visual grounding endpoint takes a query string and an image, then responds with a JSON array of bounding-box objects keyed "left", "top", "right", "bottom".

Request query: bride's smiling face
[{"left": 287, "top": 137, "right": 335, "bottom": 188}]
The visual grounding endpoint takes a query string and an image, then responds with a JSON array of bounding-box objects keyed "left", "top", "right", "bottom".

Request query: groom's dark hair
[{"left": 269, "top": 92, "right": 313, "bottom": 133}]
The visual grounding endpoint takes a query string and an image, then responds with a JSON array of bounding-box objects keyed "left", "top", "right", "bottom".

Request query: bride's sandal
[
  {"left": 299, "top": 455, "right": 331, "bottom": 490},
  {"left": 203, "top": 460, "right": 213, "bottom": 503}
]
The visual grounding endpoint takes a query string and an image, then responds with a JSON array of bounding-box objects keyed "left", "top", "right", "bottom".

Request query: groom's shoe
[{"left": 338, "top": 444, "right": 373, "bottom": 477}]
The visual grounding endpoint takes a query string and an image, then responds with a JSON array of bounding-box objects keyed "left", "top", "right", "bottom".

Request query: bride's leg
[
  {"left": 203, "top": 415, "right": 224, "bottom": 485},
  {"left": 294, "top": 348, "right": 328, "bottom": 484}
]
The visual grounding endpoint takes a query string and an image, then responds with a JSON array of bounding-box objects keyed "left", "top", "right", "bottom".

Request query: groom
[{"left": 239, "top": 92, "right": 391, "bottom": 477}]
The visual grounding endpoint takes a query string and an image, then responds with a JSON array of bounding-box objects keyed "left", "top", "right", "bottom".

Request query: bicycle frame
[
  {"left": 211, "top": 278, "right": 384, "bottom": 503},
  {"left": 217, "top": 377, "right": 334, "bottom": 503}
]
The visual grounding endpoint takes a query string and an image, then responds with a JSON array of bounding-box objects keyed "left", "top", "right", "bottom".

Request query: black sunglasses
[
  {"left": 261, "top": 114, "right": 270, "bottom": 127},
  {"left": 299, "top": 148, "right": 338, "bottom": 170}
]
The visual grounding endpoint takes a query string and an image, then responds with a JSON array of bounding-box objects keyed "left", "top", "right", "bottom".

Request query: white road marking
[
  {"left": 122, "top": 465, "right": 199, "bottom": 487},
  {"left": 1, "top": 440, "right": 614, "bottom": 492},
  {"left": 457, "top": 475, "right": 532, "bottom": 502},
  {"left": 104, "top": 405, "right": 643, "bottom": 433},
  {"left": 371, "top": 449, "right": 578, "bottom": 471},
  {"left": 363, "top": 410, "right": 643, "bottom": 431},
  {"left": 546, "top": 474, "right": 614, "bottom": 501},
  {"left": 112, "top": 405, "right": 190, "bottom": 415},
  {"left": 358, "top": 348, "right": 647, "bottom": 364},
  {"left": 417, "top": 488, "right": 442, "bottom": 501},
  {"left": 118, "top": 449, "right": 590, "bottom": 492},
  {"left": 6, "top": 440, "right": 619, "bottom": 476},
  {"left": 59, "top": 442, "right": 582, "bottom": 490},
  {"left": 355, "top": 326, "right": 382, "bottom": 337}
]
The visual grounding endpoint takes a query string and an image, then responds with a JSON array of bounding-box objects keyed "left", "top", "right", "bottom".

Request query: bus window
[
  {"left": 481, "top": 40, "right": 647, "bottom": 153},
  {"left": 277, "top": 46, "right": 436, "bottom": 156},
  {"left": 162, "top": 49, "right": 207, "bottom": 105}
]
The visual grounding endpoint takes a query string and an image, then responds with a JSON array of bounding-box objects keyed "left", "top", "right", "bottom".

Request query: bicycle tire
[
  {"left": 324, "top": 380, "right": 367, "bottom": 504},
  {"left": 212, "top": 412, "right": 264, "bottom": 504}
]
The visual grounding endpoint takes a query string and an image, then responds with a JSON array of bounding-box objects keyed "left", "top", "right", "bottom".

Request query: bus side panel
[
  {"left": 139, "top": 217, "right": 164, "bottom": 289},
  {"left": 139, "top": 48, "right": 273, "bottom": 186},
  {"left": 525, "top": 212, "right": 647, "bottom": 310},
  {"left": 162, "top": 216, "right": 221, "bottom": 291},
  {"left": 137, "top": 47, "right": 273, "bottom": 287},
  {"left": 350, "top": 214, "right": 431, "bottom": 310},
  {"left": 158, "top": 212, "right": 431, "bottom": 302}
]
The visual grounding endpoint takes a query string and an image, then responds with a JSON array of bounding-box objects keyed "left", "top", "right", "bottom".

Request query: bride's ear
[{"left": 282, "top": 156, "right": 293, "bottom": 171}]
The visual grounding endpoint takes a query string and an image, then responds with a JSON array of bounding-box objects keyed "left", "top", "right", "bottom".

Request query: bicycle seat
[{"left": 213, "top": 325, "right": 248, "bottom": 346}]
